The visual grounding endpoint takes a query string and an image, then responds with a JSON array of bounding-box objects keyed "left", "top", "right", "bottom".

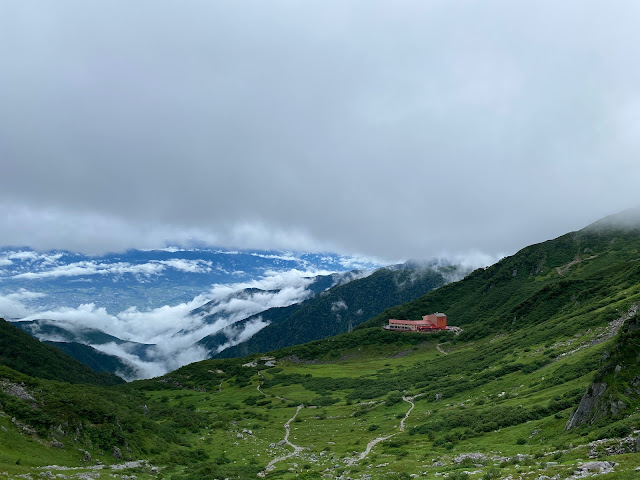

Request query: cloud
[
  {"left": 213, "top": 316, "right": 271, "bottom": 354},
  {"left": 12, "top": 261, "right": 166, "bottom": 280},
  {"left": 1, "top": 267, "right": 339, "bottom": 379},
  {"left": 9, "top": 258, "right": 214, "bottom": 280},
  {"left": 331, "top": 300, "right": 348, "bottom": 312},
  {"left": 2, "top": 2, "right": 640, "bottom": 261},
  {"left": 425, "top": 251, "right": 506, "bottom": 272},
  {"left": 0, "top": 289, "right": 47, "bottom": 319},
  {"left": 155, "top": 259, "right": 212, "bottom": 273}
]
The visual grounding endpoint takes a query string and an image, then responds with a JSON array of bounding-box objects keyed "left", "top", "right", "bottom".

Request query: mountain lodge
[{"left": 384, "top": 312, "right": 448, "bottom": 332}]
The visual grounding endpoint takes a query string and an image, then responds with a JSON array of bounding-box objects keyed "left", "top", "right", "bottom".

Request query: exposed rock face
[
  {"left": 0, "top": 381, "right": 35, "bottom": 402},
  {"left": 566, "top": 311, "right": 640, "bottom": 430},
  {"left": 112, "top": 446, "right": 123, "bottom": 459},
  {"left": 566, "top": 383, "right": 607, "bottom": 430},
  {"left": 572, "top": 460, "right": 616, "bottom": 477}
]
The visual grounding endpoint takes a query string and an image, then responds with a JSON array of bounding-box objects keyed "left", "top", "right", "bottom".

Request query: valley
[{"left": 1, "top": 214, "right": 640, "bottom": 479}]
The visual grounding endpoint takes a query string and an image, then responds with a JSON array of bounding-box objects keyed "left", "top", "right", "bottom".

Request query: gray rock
[
  {"left": 112, "top": 446, "right": 123, "bottom": 459},
  {"left": 565, "top": 382, "right": 607, "bottom": 429},
  {"left": 575, "top": 461, "right": 615, "bottom": 474},
  {"left": 0, "top": 382, "right": 35, "bottom": 402}
]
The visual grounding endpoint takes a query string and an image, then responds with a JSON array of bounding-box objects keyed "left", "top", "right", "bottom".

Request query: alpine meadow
[
  {"left": 1, "top": 211, "right": 640, "bottom": 479},
  {"left": 3, "top": 2, "right": 640, "bottom": 480}
]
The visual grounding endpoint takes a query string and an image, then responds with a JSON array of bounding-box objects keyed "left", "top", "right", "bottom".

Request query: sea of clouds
[{"left": 2, "top": 267, "right": 347, "bottom": 379}]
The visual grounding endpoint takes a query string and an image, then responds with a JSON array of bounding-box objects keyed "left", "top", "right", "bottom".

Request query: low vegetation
[{"left": 1, "top": 219, "right": 640, "bottom": 478}]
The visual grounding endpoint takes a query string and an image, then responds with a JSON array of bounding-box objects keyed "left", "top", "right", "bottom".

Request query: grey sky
[{"left": 2, "top": 1, "right": 640, "bottom": 260}]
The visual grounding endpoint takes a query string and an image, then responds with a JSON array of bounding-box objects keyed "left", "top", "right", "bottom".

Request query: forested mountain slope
[
  {"left": 207, "top": 264, "right": 464, "bottom": 358},
  {"left": 0, "top": 318, "right": 124, "bottom": 386},
  {"left": 361, "top": 212, "right": 640, "bottom": 347},
  {"left": 1, "top": 212, "right": 640, "bottom": 479}
]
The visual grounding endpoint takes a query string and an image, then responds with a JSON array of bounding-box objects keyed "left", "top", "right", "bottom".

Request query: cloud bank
[
  {"left": 10, "top": 259, "right": 212, "bottom": 280},
  {"left": 2, "top": 1, "right": 640, "bottom": 261},
  {"left": 4, "top": 268, "right": 336, "bottom": 379}
]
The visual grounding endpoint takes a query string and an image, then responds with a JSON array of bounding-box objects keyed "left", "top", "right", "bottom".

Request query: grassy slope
[
  {"left": 360, "top": 224, "right": 640, "bottom": 342},
  {"left": 0, "top": 319, "right": 124, "bottom": 386},
  {"left": 1, "top": 220, "right": 640, "bottom": 479},
  {"left": 213, "top": 265, "right": 455, "bottom": 359},
  {"left": 43, "top": 341, "right": 138, "bottom": 379}
]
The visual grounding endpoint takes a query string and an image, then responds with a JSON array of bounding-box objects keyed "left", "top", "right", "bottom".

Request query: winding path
[
  {"left": 257, "top": 370, "right": 287, "bottom": 401},
  {"left": 400, "top": 397, "right": 414, "bottom": 432},
  {"left": 347, "top": 392, "right": 425, "bottom": 465},
  {"left": 259, "top": 405, "right": 305, "bottom": 476},
  {"left": 346, "top": 433, "right": 396, "bottom": 466},
  {"left": 436, "top": 344, "right": 448, "bottom": 355}
]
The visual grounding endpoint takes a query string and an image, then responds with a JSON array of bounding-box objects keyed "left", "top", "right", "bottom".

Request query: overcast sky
[{"left": 2, "top": 1, "right": 640, "bottom": 261}]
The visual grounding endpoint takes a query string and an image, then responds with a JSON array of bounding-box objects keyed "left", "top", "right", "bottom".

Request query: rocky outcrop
[
  {"left": 112, "top": 446, "right": 123, "bottom": 459},
  {"left": 572, "top": 461, "right": 616, "bottom": 477},
  {"left": 565, "top": 383, "right": 607, "bottom": 430},
  {"left": 0, "top": 381, "right": 35, "bottom": 403},
  {"left": 566, "top": 311, "right": 640, "bottom": 430}
]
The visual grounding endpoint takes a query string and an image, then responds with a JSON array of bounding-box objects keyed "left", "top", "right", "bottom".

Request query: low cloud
[
  {"left": 0, "top": 289, "right": 47, "bottom": 319},
  {"left": 213, "top": 316, "right": 271, "bottom": 354},
  {"left": 331, "top": 300, "right": 348, "bottom": 312},
  {"left": 157, "top": 259, "right": 212, "bottom": 273},
  {"left": 2, "top": 267, "right": 338, "bottom": 379},
  {"left": 10, "top": 258, "right": 213, "bottom": 280}
]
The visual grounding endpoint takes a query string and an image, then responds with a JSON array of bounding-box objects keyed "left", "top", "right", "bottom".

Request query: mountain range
[
  {"left": 1, "top": 209, "right": 639, "bottom": 479},
  {"left": 0, "top": 247, "right": 384, "bottom": 314},
  {"left": 9, "top": 262, "right": 466, "bottom": 379}
]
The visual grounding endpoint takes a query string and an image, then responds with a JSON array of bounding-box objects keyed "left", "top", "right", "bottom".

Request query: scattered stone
[
  {"left": 77, "top": 472, "right": 99, "bottom": 479},
  {"left": 0, "top": 381, "right": 35, "bottom": 402},
  {"left": 454, "top": 453, "right": 486, "bottom": 464},
  {"left": 82, "top": 450, "right": 92, "bottom": 462},
  {"left": 112, "top": 446, "right": 123, "bottom": 459},
  {"left": 51, "top": 441, "right": 64, "bottom": 448},
  {"left": 572, "top": 461, "right": 616, "bottom": 477}
]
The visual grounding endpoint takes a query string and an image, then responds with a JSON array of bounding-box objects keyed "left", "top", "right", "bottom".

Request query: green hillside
[
  {"left": 0, "top": 319, "right": 124, "bottom": 386},
  {"left": 361, "top": 215, "right": 640, "bottom": 343},
  {"left": 1, "top": 213, "right": 640, "bottom": 479},
  {"left": 208, "top": 264, "right": 460, "bottom": 358},
  {"left": 44, "top": 341, "right": 138, "bottom": 380}
]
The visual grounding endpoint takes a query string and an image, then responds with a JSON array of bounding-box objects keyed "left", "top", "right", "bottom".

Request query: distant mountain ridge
[
  {"left": 14, "top": 319, "right": 157, "bottom": 361},
  {"left": 0, "top": 318, "right": 124, "bottom": 385},
  {"left": 0, "top": 247, "right": 384, "bottom": 314},
  {"left": 2, "top": 210, "right": 640, "bottom": 478},
  {"left": 205, "top": 263, "right": 468, "bottom": 358},
  {"left": 9, "top": 270, "right": 368, "bottom": 378}
]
